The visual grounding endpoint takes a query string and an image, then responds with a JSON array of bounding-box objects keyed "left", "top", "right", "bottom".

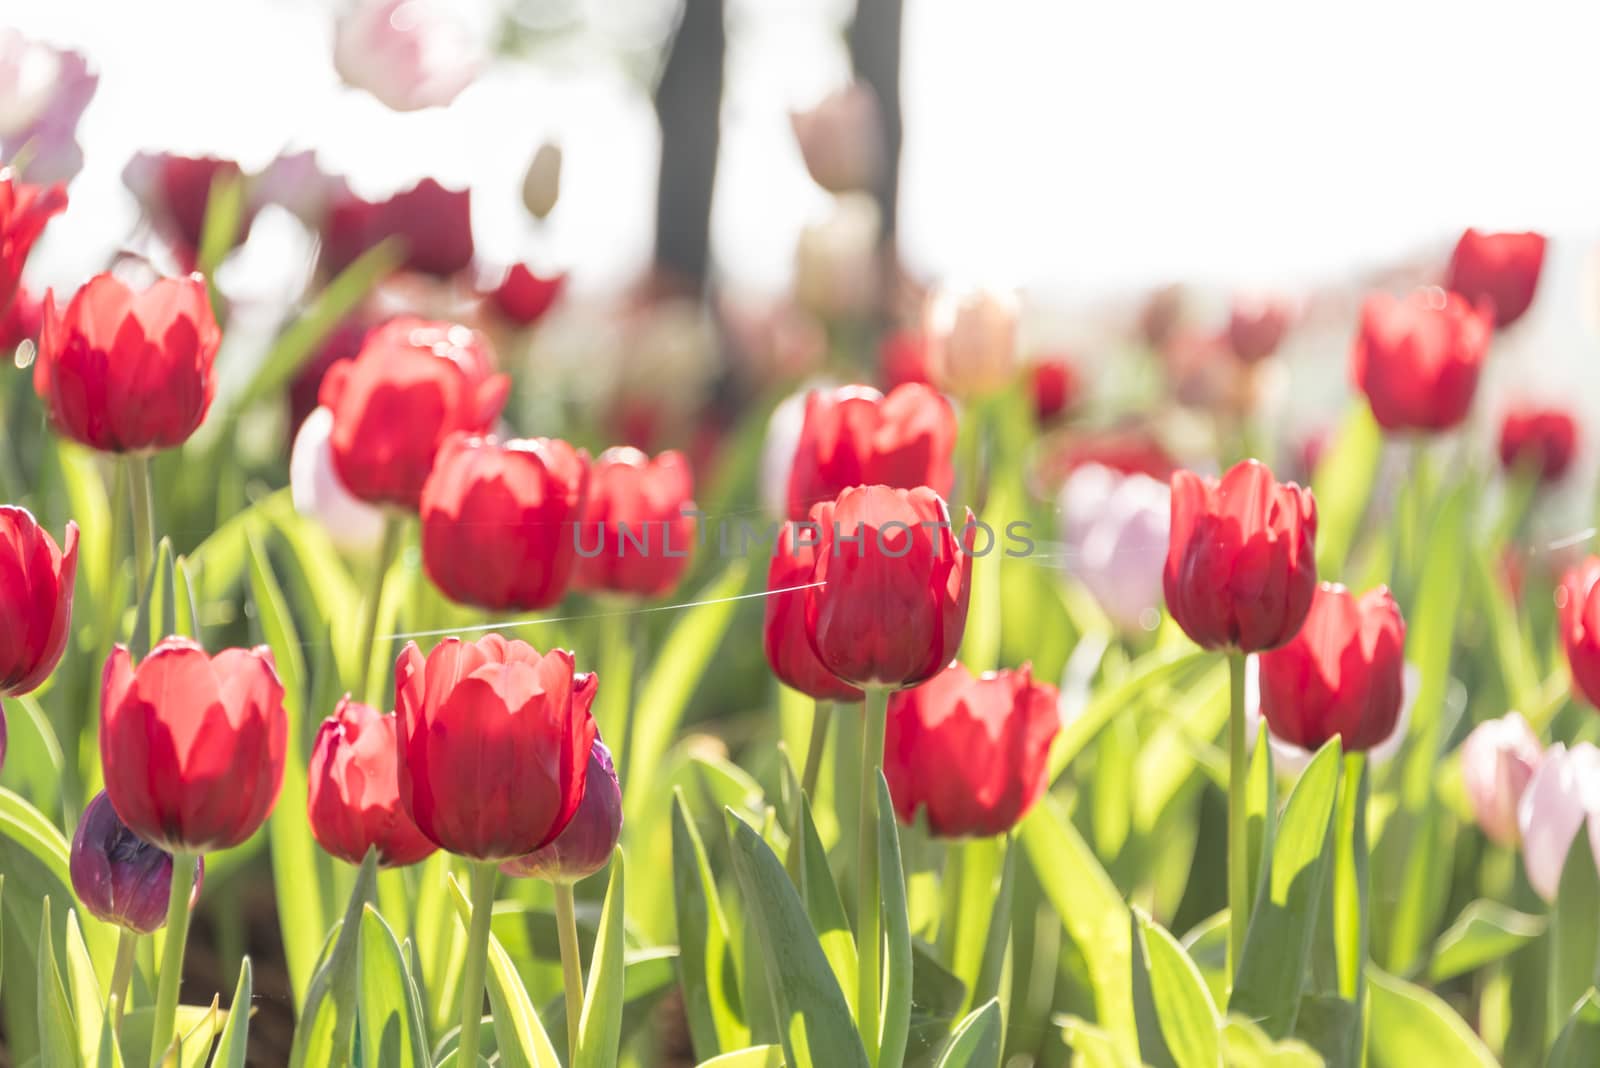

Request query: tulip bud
[
  {"left": 502, "top": 739, "right": 622, "bottom": 884},
  {"left": 575, "top": 448, "right": 697, "bottom": 598},
  {"left": 1350, "top": 288, "right": 1491, "bottom": 434},
  {"left": 924, "top": 284, "right": 1019, "bottom": 399},
  {"left": 0, "top": 506, "right": 77, "bottom": 698},
  {"left": 1226, "top": 294, "right": 1294, "bottom": 364},
  {"left": 1058, "top": 464, "right": 1168, "bottom": 634},
  {"left": 1558, "top": 557, "right": 1600, "bottom": 709},
  {"left": 522, "top": 142, "right": 562, "bottom": 220},
  {"left": 789, "top": 83, "right": 882, "bottom": 194},
  {"left": 395, "top": 635, "right": 598, "bottom": 861},
  {"left": 486, "top": 264, "right": 565, "bottom": 327},
  {"left": 1163, "top": 460, "right": 1318, "bottom": 653},
  {"left": 764, "top": 518, "right": 864, "bottom": 703},
  {"left": 884, "top": 662, "right": 1060, "bottom": 837},
  {"left": 334, "top": 0, "right": 483, "bottom": 112},
  {"left": 0, "top": 169, "right": 66, "bottom": 317},
  {"left": 308, "top": 698, "right": 436, "bottom": 868},
  {"left": 786, "top": 383, "right": 956, "bottom": 522},
  {"left": 1030, "top": 356, "right": 1080, "bottom": 424},
  {"left": 1517, "top": 741, "right": 1600, "bottom": 903},
  {"left": 290, "top": 407, "right": 387, "bottom": 556},
  {"left": 1499, "top": 406, "right": 1577, "bottom": 484},
  {"left": 1245, "top": 659, "right": 1418, "bottom": 777},
  {"left": 1461, "top": 713, "right": 1543, "bottom": 846},
  {"left": 0, "top": 32, "right": 96, "bottom": 183},
  {"left": 70, "top": 791, "right": 203, "bottom": 934},
  {"left": 321, "top": 178, "right": 474, "bottom": 279},
  {"left": 1446, "top": 229, "right": 1546, "bottom": 329}
]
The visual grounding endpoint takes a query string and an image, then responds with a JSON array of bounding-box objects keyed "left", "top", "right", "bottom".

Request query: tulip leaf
[
  {"left": 63, "top": 909, "right": 105, "bottom": 1063},
  {"left": 443, "top": 874, "right": 563, "bottom": 1068},
  {"left": 724, "top": 809, "right": 870, "bottom": 1068},
  {"left": 575, "top": 849, "right": 627, "bottom": 1068},
  {"left": 130, "top": 536, "right": 176, "bottom": 656},
  {"left": 1130, "top": 908, "right": 1220, "bottom": 1068},
  {"left": 37, "top": 898, "right": 83, "bottom": 1068},
  {"left": 195, "top": 168, "right": 246, "bottom": 279},
  {"left": 1366, "top": 966, "right": 1495, "bottom": 1068},
  {"left": 1059, "top": 1016, "right": 1140, "bottom": 1068},
  {"left": 1550, "top": 988, "right": 1600, "bottom": 1067},
  {"left": 696, "top": 1046, "right": 786, "bottom": 1067},
  {"left": 1232, "top": 738, "right": 1341, "bottom": 1039},
  {"left": 1, "top": 693, "right": 66, "bottom": 828},
  {"left": 357, "top": 905, "right": 431, "bottom": 1068},
  {"left": 1245, "top": 721, "right": 1277, "bottom": 915},
  {"left": 1046, "top": 647, "right": 1209, "bottom": 783},
  {"left": 208, "top": 957, "right": 253, "bottom": 1068},
  {"left": 1551, "top": 823, "right": 1600, "bottom": 1038},
  {"left": 1311, "top": 402, "right": 1381, "bottom": 577},
  {"left": 942, "top": 833, "right": 1003, "bottom": 1010},
  {"left": 796, "top": 790, "right": 857, "bottom": 1017},
  {"left": 933, "top": 997, "right": 1002, "bottom": 1068},
  {"left": 95, "top": 999, "right": 125, "bottom": 1068},
  {"left": 287, "top": 850, "right": 377, "bottom": 1068},
  {"left": 1427, "top": 899, "right": 1545, "bottom": 984},
  {"left": 1219, "top": 1015, "right": 1322, "bottom": 1067},
  {"left": 673, "top": 790, "right": 749, "bottom": 1059},
  {"left": 877, "top": 774, "right": 913, "bottom": 1068},
  {"left": 173, "top": 554, "right": 200, "bottom": 640}
]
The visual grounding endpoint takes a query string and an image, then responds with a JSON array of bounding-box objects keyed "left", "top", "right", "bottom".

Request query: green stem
[
  {"left": 457, "top": 862, "right": 497, "bottom": 1068},
  {"left": 109, "top": 927, "right": 137, "bottom": 1026},
  {"left": 553, "top": 882, "right": 585, "bottom": 1063},
  {"left": 148, "top": 852, "right": 197, "bottom": 1066},
  {"left": 126, "top": 454, "right": 156, "bottom": 606},
  {"left": 355, "top": 515, "right": 403, "bottom": 705},
  {"left": 858, "top": 688, "right": 889, "bottom": 1064},
  {"left": 801, "top": 700, "right": 833, "bottom": 800},
  {"left": 1227, "top": 652, "right": 1249, "bottom": 986}
]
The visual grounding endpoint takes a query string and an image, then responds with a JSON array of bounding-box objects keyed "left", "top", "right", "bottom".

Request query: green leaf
[
  {"left": 358, "top": 905, "right": 431, "bottom": 1068},
  {"left": 208, "top": 958, "right": 253, "bottom": 1068},
  {"left": 1366, "top": 966, "right": 1495, "bottom": 1068},
  {"left": 37, "top": 899, "right": 83, "bottom": 1068},
  {"left": 942, "top": 834, "right": 1003, "bottom": 1009},
  {"left": 1245, "top": 722, "right": 1277, "bottom": 915},
  {"left": 724, "top": 809, "right": 870, "bottom": 1068},
  {"left": 934, "top": 998, "right": 1002, "bottom": 1068},
  {"left": 1427, "top": 900, "right": 1545, "bottom": 983},
  {"left": 173, "top": 555, "right": 200, "bottom": 639},
  {"left": 1551, "top": 824, "right": 1600, "bottom": 1037},
  {"left": 64, "top": 909, "right": 105, "bottom": 1064},
  {"left": 575, "top": 850, "right": 626, "bottom": 1068},
  {"left": 1232, "top": 738, "right": 1341, "bottom": 1039},
  {"left": 540, "top": 948, "right": 680, "bottom": 1061},
  {"left": 1046, "top": 648, "right": 1208, "bottom": 783},
  {"left": 95, "top": 1001, "right": 125, "bottom": 1068},
  {"left": 1311, "top": 403, "right": 1381, "bottom": 576},
  {"left": 443, "top": 875, "right": 563, "bottom": 1068},
  {"left": 130, "top": 537, "right": 176, "bottom": 656},
  {"left": 1131, "top": 908, "right": 1220, "bottom": 1068},
  {"left": 1550, "top": 988, "right": 1600, "bottom": 1067},
  {"left": 796, "top": 791, "right": 857, "bottom": 1018},
  {"left": 696, "top": 1047, "right": 786, "bottom": 1067},
  {"left": 877, "top": 775, "right": 913, "bottom": 1068},
  {"left": 1220, "top": 1015, "right": 1323, "bottom": 1067},
  {"left": 673, "top": 792, "right": 749, "bottom": 1059},
  {"left": 1058, "top": 1016, "right": 1140, "bottom": 1068},
  {"left": 1330, "top": 753, "right": 1369, "bottom": 1012},
  {"left": 195, "top": 168, "right": 246, "bottom": 277},
  {"left": 969, "top": 837, "right": 1014, "bottom": 1016},
  {"left": 288, "top": 850, "right": 378, "bottom": 1068}
]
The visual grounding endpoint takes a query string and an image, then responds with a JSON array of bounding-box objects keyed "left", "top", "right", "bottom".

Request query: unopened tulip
[
  {"left": 319, "top": 317, "right": 509, "bottom": 509},
  {"left": 521, "top": 142, "right": 562, "bottom": 220},
  {"left": 502, "top": 739, "right": 622, "bottom": 884},
  {"left": 308, "top": 698, "right": 436, "bottom": 868},
  {"left": 100, "top": 639, "right": 287, "bottom": 853},
  {"left": 884, "top": 661, "right": 1060, "bottom": 837},
  {"left": 333, "top": 0, "right": 483, "bottom": 112},
  {"left": 1499, "top": 406, "right": 1577, "bottom": 483},
  {"left": 1030, "top": 356, "right": 1080, "bottom": 424},
  {"left": 924, "top": 284, "right": 1019, "bottom": 398},
  {"left": 487, "top": 264, "right": 565, "bottom": 327},
  {"left": 1245, "top": 659, "right": 1417, "bottom": 775},
  {"left": 786, "top": 383, "right": 957, "bottom": 521},
  {"left": 790, "top": 82, "right": 882, "bottom": 194},
  {"left": 764, "top": 519, "right": 864, "bottom": 702},
  {"left": 1226, "top": 295, "right": 1293, "bottom": 364},
  {"left": 1058, "top": 464, "right": 1169, "bottom": 633},
  {"left": 1164, "top": 460, "right": 1318, "bottom": 652},
  {"left": 1350, "top": 288, "right": 1491, "bottom": 433},
  {"left": 1461, "top": 713, "right": 1543, "bottom": 846},
  {"left": 1517, "top": 741, "right": 1600, "bottom": 903},
  {"left": 1446, "top": 229, "right": 1545, "bottom": 329},
  {"left": 576, "top": 447, "right": 697, "bottom": 597},
  {"left": 804, "top": 485, "right": 972, "bottom": 689},
  {"left": 0, "top": 169, "right": 65, "bottom": 314},
  {"left": 0, "top": 33, "right": 95, "bottom": 183},
  {"left": 0, "top": 506, "right": 77, "bottom": 698},
  {"left": 70, "top": 791, "right": 203, "bottom": 934},
  {"left": 394, "top": 635, "right": 597, "bottom": 860},
  {"left": 1558, "top": 558, "right": 1600, "bottom": 709},
  {"left": 35, "top": 272, "right": 220, "bottom": 453},
  {"left": 322, "top": 178, "right": 473, "bottom": 278},
  {"left": 290, "top": 407, "right": 387, "bottom": 555},
  {"left": 420, "top": 434, "right": 589, "bottom": 610}
]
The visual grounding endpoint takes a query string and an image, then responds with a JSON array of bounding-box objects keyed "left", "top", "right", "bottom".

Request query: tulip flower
[
  {"left": 289, "top": 407, "right": 387, "bottom": 555},
  {"left": 1038, "top": 427, "right": 1177, "bottom": 491},
  {"left": 924, "top": 284, "right": 1019, "bottom": 399},
  {"left": 880, "top": 328, "right": 934, "bottom": 390},
  {"left": 334, "top": 0, "right": 483, "bottom": 112},
  {"left": 420, "top": 434, "right": 589, "bottom": 610},
  {"left": 764, "top": 518, "right": 864, "bottom": 703},
  {"left": 786, "top": 383, "right": 957, "bottom": 521},
  {"left": 522, "top": 142, "right": 562, "bottom": 220},
  {"left": 122, "top": 152, "right": 251, "bottom": 257},
  {"left": 1559, "top": 557, "right": 1600, "bottom": 709},
  {"left": 1224, "top": 294, "right": 1293, "bottom": 365},
  {"left": 35, "top": 272, "right": 220, "bottom": 453},
  {"left": 70, "top": 790, "right": 204, "bottom": 935},
  {"left": 1030, "top": 356, "right": 1081, "bottom": 424},
  {"left": 0, "top": 32, "right": 96, "bottom": 183},
  {"left": 1164, "top": 459, "right": 1318, "bottom": 653},
  {"left": 1461, "top": 712, "right": 1543, "bottom": 846},
  {"left": 790, "top": 82, "right": 882, "bottom": 194},
  {"left": 318, "top": 317, "right": 509, "bottom": 509},
  {"left": 502, "top": 738, "right": 622, "bottom": 884},
  {"left": 1517, "top": 741, "right": 1600, "bottom": 903},
  {"left": 883, "top": 661, "right": 1061, "bottom": 837},
  {"left": 486, "top": 264, "right": 566, "bottom": 327},
  {"left": 0, "top": 168, "right": 66, "bottom": 315},
  {"left": 0, "top": 506, "right": 77, "bottom": 698},
  {"left": 1256, "top": 584, "right": 1406, "bottom": 752},
  {"left": 253, "top": 148, "right": 349, "bottom": 230},
  {"left": 0, "top": 284, "right": 40, "bottom": 349},
  {"left": 321, "top": 177, "right": 473, "bottom": 278},
  {"left": 308, "top": 698, "right": 436, "bottom": 868},
  {"left": 794, "top": 194, "right": 882, "bottom": 320},
  {"left": 759, "top": 384, "right": 823, "bottom": 520},
  {"left": 1350, "top": 288, "right": 1492, "bottom": 433},
  {"left": 1499, "top": 406, "right": 1577, "bottom": 483},
  {"left": 576, "top": 447, "right": 697, "bottom": 598},
  {"left": 1245, "top": 660, "right": 1418, "bottom": 776},
  {"left": 1057, "top": 464, "right": 1169, "bottom": 633},
  {"left": 1446, "top": 228, "right": 1545, "bottom": 329},
  {"left": 100, "top": 638, "right": 287, "bottom": 853}
]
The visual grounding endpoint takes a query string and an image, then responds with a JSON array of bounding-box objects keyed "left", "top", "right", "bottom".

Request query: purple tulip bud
[
  {"left": 1461, "top": 712, "right": 1543, "bottom": 846},
  {"left": 501, "top": 740, "right": 622, "bottom": 885},
  {"left": 70, "top": 791, "right": 203, "bottom": 934}
]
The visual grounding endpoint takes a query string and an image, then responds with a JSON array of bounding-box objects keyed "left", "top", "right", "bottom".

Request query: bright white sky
[{"left": 7, "top": 0, "right": 1600, "bottom": 300}]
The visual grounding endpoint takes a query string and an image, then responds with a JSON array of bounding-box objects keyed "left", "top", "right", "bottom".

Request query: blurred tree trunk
[
  {"left": 849, "top": 0, "right": 904, "bottom": 248},
  {"left": 653, "top": 0, "right": 725, "bottom": 297}
]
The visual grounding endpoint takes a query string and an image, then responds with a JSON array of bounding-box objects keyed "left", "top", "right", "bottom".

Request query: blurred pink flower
[
  {"left": 1057, "top": 463, "right": 1169, "bottom": 633},
  {"left": 790, "top": 83, "right": 882, "bottom": 195},
  {"left": 1517, "top": 741, "right": 1600, "bottom": 903},
  {"left": 0, "top": 31, "right": 96, "bottom": 183},
  {"left": 334, "top": 0, "right": 484, "bottom": 112},
  {"left": 1461, "top": 712, "right": 1543, "bottom": 845}
]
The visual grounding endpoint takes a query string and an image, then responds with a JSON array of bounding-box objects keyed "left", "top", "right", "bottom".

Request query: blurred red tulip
[
  {"left": 884, "top": 661, "right": 1060, "bottom": 837},
  {"left": 502, "top": 738, "right": 622, "bottom": 884},
  {"left": 308, "top": 697, "right": 437, "bottom": 868},
  {"left": 879, "top": 328, "right": 934, "bottom": 390},
  {"left": 123, "top": 152, "right": 251, "bottom": 256},
  {"left": 288, "top": 314, "right": 368, "bottom": 433},
  {"left": 394, "top": 635, "right": 597, "bottom": 861},
  {"left": 1035, "top": 427, "right": 1176, "bottom": 493},
  {"left": 1226, "top": 295, "right": 1293, "bottom": 364},
  {"left": 420, "top": 434, "right": 589, "bottom": 610},
  {"left": 0, "top": 169, "right": 65, "bottom": 314},
  {"left": 1350, "top": 288, "right": 1491, "bottom": 433},
  {"left": 35, "top": 272, "right": 219, "bottom": 453},
  {"left": 764, "top": 518, "right": 865, "bottom": 702},
  {"left": 0, "top": 284, "right": 41, "bottom": 348},
  {"left": 786, "top": 383, "right": 957, "bottom": 521},
  {"left": 1499, "top": 406, "right": 1577, "bottom": 483},
  {"left": 0, "top": 506, "right": 76, "bottom": 698},
  {"left": 100, "top": 638, "right": 287, "bottom": 853},
  {"left": 1029, "top": 356, "right": 1080, "bottom": 424},
  {"left": 71, "top": 790, "right": 203, "bottom": 934},
  {"left": 487, "top": 264, "right": 566, "bottom": 326},
  {"left": 1559, "top": 558, "right": 1600, "bottom": 709},
  {"left": 1446, "top": 228, "right": 1545, "bottom": 329},
  {"left": 319, "top": 317, "right": 509, "bottom": 508},
  {"left": 322, "top": 177, "right": 473, "bottom": 278},
  {"left": 804, "top": 485, "right": 972, "bottom": 689},
  {"left": 576, "top": 447, "right": 697, "bottom": 597},
  {"left": 1257, "top": 583, "right": 1406, "bottom": 752},
  {"left": 1164, "top": 460, "right": 1317, "bottom": 652}
]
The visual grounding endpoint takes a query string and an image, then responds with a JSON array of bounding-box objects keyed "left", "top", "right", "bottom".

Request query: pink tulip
[
  {"left": 1461, "top": 713, "right": 1542, "bottom": 845},
  {"left": 334, "top": 0, "right": 483, "bottom": 112},
  {"left": 1517, "top": 742, "right": 1600, "bottom": 903}
]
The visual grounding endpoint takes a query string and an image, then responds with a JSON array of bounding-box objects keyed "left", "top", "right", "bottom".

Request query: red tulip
[
  {"left": 501, "top": 738, "right": 622, "bottom": 884},
  {"left": 1350, "top": 288, "right": 1491, "bottom": 433},
  {"left": 394, "top": 635, "right": 598, "bottom": 861},
  {"left": 123, "top": 153, "right": 251, "bottom": 256},
  {"left": 322, "top": 177, "right": 473, "bottom": 278},
  {"left": 488, "top": 264, "right": 565, "bottom": 326},
  {"left": 804, "top": 484, "right": 973, "bottom": 689},
  {"left": 1036, "top": 427, "right": 1176, "bottom": 490},
  {"left": 70, "top": 790, "right": 204, "bottom": 934},
  {"left": 1499, "top": 406, "right": 1577, "bottom": 483},
  {"left": 1446, "top": 228, "right": 1545, "bottom": 329},
  {"left": 319, "top": 317, "right": 510, "bottom": 508},
  {"left": 786, "top": 383, "right": 957, "bottom": 521},
  {"left": 764, "top": 518, "right": 864, "bottom": 702},
  {"left": 308, "top": 697, "right": 436, "bottom": 868},
  {"left": 1559, "top": 558, "right": 1600, "bottom": 709},
  {"left": 1257, "top": 583, "right": 1406, "bottom": 752},
  {"left": 1030, "top": 356, "right": 1080, "bottom": 424},
  {"left": 0, "top": 284, "right": 41, "bottom": 349},
  {"left": 0, "top": 506, "right": 77, "bottom": 698},
  {"left": 1164, "top": 459, "right": 1317, "bottom": 652},
  {"left": 1226, "top": 295, "right": 1293, "bottom": 364},
  {"left": 884, "top": 661, "right": 1060, "bottom": 837},
  {"left": 879, "top": 328, "right": 935, "bottom": 390},
  {"left": 576, "top": 447, "right": 697, "bottom": 597},
  {"left": 0, "top": 169, "right": 67, "bottom": 315},
  {"left": 100, "top": 638, "right": 287, "bottom": 853},
  {"left": 34, "top": 272, "right": 220, "bottom": 452},
  {"left": 420, "top": 434, "right": 590, "bottom": 610}
]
